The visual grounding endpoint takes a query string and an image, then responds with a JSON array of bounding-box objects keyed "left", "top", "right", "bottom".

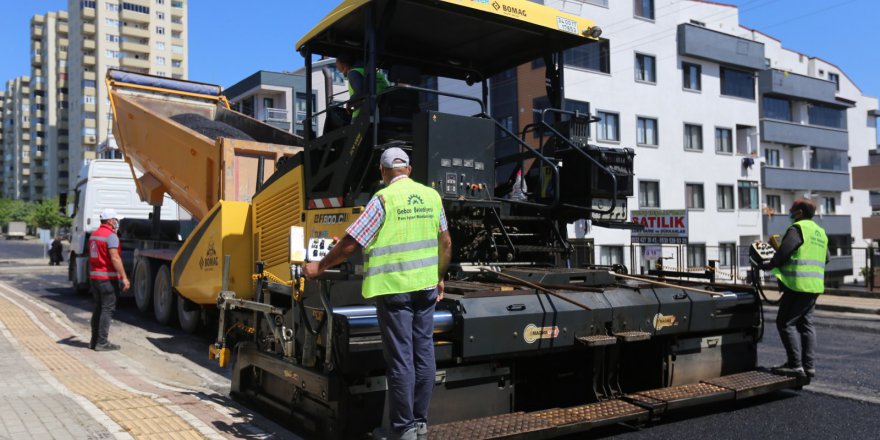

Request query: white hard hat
[{"left": 99, "top": 208, "right": 124, "bottom": 220}]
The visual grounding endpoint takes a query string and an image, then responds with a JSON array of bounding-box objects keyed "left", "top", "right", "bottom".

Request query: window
[
  {"left": 84, "top": 95, "right": 95, "bottom": 104},
  {"left": 497, "top": 115, "right": 514, "bottom": 138},
  {"left": 80, "top": 0, "right": 96, "bottom": 8},
  {"left": 154, "top": 41, "right": 165, "bottom": 50},
  {"left": 599, "top": 246, "right": 624, "bottom": 266},
  {"left": 171, "top": 16, "right": 183, "bottom": 24},
  {"left": 763, "top": 96, "right": 791, "bottom": 121},
  {"left": 634, "top": 0, "right": 654, "bottom": 19},
  {"left": 106, "top": 3, "right": 119, "bottom": 12},
  {"left": 682, "top": 62, "right": 701, "bottom": 91},
  {"left": 172, "top": 44, "right": 184, "bottom": 54},
  {"left": 687, "top": 244, "right": 706, "bottom": 268},
  {"left": 715, "top": 128, "right": 732, "bottom": 154},
  {"left": 83, "top": 127, "right": 96, "bottom": 136},
  {"left": 172, "top": 0, "right": 184, "bottom": 8},
  {"left": 828, "top": 73, "right": 840, "bottom": 91},
  {"left": 639, "top": 180, "right": 660, "bottom": 208},
  {"left": 720, "top": 67, "right": 755, "bottom": 99},
  {"left": 636, "top": 117, "right": 657, "bottom": 146},
  {"left": 597, "top": 111, "right": 619, "bottom": 141},
  {"left": 172, "top": 59, "right": 182, "bottom": 68},
  {"left": 156, "top": 71, "right": 166, "bottom": 77},
  {"left": 686, "top": 183, "right": 704, "bottom": 209},
  {"left": 764, "top": 148, "right": 780, "bottom": 167},
  {"left": 684, "top": 124, "right": 702, "bottom": 151},
  {"left": 82, "top": 79, "right": 96, "bottom": 88},
  {"left": 565, "top": 39, "right": 610, "bottom": 73},
  {"left": 823, "top": 197, "right": 836, "bottom": 215},
  {"left": 635, "top": 53, "right": 656, "bottom": 83},
  {"left": 105, "top": 50, "right": 121, "bottom": 59},
  {"left": 156, "top": 26, "right": 165, "bottom": 35},
  {"left": 808, "top": 103, "right": 846, "bottom": 129},
  {"left": 155, "top": 56, "right": 166, "bottom": 65},
  {"left": 738, "top": 181, "right": 759, "bottom": 210},
  {"left": 156, "top": 11, "right": 165, "bottom": 19},
  {"left": 105, "top": 18, "right": 121, "bottom": 27},
  {"left": 156, "top": 0, "right": 164, "bottom": 4},
  {"left": 106, "top": 34, "right": 120, "bottom": 43},
  {"left": 766, "top": 195, "right": 782, "bottom": 213},
  {"left": 122, "top": 2, "right": 150, "bottom": 14},
  {"left": 717, "top": 185, "right": 734, "bottom": 210},
  {"left": 718, "top": 243, "right": 736, "bottom": 267},
  {"left": 172, "top": 30, "right": 182, "bottom": 39},
  {"left": 810, "top": 147, "right": 847, "bottom": 171}
]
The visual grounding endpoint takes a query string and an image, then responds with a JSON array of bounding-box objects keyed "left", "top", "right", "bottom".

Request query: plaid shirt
[{"left": 347, "top": 176, "right": 448, "bottom": 248}]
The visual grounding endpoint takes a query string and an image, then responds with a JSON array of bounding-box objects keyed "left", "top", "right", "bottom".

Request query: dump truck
[{"left": 109, "top": 1, "right": 806, "bottom": 438}]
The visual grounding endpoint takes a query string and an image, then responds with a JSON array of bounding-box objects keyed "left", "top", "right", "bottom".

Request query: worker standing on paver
[
  {"left": 761, "top": 198, "right": 829, "bottom": 378},
  {"left": 304, "top": 147, "right": 452, "bottom": 440},
  {"left": 88, "top": 208, "right": 130, "bottom": 351},
  {"left": 336, "top": 53, "right": 390, "bottom": 120}
]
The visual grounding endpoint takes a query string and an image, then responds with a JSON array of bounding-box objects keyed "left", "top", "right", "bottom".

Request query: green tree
[
  {"left": 26, "top": 198, "right": 71, "bottom": 230},
  {"left": 0, "top": 198, "right": 33, "bottom": 225}
]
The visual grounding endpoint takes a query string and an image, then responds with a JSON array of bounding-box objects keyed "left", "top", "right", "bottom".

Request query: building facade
[
  {"left": 1, "top": 77, "right": 33, "bottom": 200},
  {"left": 226, "top": 70, "right": 316, "bottom": 137},
  {"left": 67, "top": 0, "right": 188, "bottom": 197}
]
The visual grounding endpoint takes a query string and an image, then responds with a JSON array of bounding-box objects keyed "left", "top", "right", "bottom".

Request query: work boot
[
  {"left": 772, "top": 363, "right": 805, "bottom": 377},
  {"left": 416, "top": 422, "right": 427, "bottom": 440},
  {"left": 94, "top": 342, "right": 121, "bottom": 352},
  {"left": 805, "top": 368, "right": 816, "bottom": 378}
]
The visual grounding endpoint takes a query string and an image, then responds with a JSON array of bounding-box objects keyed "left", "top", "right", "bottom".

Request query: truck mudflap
[{"left": 429, "top": 371, "right": 805, "bottom": 439}]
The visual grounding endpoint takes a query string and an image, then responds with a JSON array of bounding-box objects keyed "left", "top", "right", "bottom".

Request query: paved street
[{"left": 1, "top": 240, "right": 878, "bottom": 439}]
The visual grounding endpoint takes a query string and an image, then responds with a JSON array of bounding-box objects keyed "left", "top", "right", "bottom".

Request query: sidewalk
[
  {"left": 762, "top": 288, "right": 880, "bottom": 315},
  {"left": 0, "top": 281, "right": 299, "bottom": 440}
]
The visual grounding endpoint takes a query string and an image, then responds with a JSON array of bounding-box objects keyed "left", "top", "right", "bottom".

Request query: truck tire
[
  {"left": 153, "top": 265, "right": 176, "bottom": 325},
  {"left": 132, "top": 258, "right": 154, "bottom": 314},
  {"left": 177, "top": 295, "right": 201, "bottom": 333}
]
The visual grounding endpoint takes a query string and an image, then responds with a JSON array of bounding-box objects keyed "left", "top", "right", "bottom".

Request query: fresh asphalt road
[{"left": 1, "top": 240, "right": 877, "bottom": 440}]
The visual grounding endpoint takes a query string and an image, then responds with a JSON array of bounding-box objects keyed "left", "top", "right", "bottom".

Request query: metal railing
[{"left": 260, "top": 107, "right": 288, "bottom": 123}]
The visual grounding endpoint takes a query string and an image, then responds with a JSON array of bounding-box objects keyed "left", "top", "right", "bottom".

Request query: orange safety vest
[{"left": 88, "top": 224, "right": 120, "bottom": 280}]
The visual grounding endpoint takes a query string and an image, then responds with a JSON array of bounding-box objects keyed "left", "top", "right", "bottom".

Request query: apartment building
[
  {"left": 1, "top": 77, "right": 33, "bottom": 200},
  {"left": 29, "top": 11, "right": 70, "bottom": 201},
  {"left": 67, "top": 0, "right": 188, "bottom": 195},
  {"left": 226, "top": 71, "right": 317, "bottom": 137}
]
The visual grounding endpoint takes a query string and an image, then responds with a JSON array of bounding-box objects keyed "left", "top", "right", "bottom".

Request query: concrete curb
[{"left": 762, "top": 300, "right": 880, "bottom": 316}]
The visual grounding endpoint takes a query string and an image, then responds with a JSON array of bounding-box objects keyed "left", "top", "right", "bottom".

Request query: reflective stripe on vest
[
  {"left": 772, "top": 219, "right": 828, "bottom": 294},
  {"left": 362, "top": 178, "right": 442, "bottom": 298},
  {"left": 348, "top": 67, "right": 390, "bottom": 119}
]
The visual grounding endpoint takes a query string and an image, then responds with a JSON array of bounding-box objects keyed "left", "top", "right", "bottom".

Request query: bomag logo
[
  {"left": 407, "top": 194, "right": 424, "bottom": 206},
  {"left": 653, "top": 313, "right": 678, "bottom": 331},
  {"left": 492, "top": 1, "right": 527, "bottom": 17},
  {"left": 523, "top": 324, "right": 559, "bottom": 344},
  {"left": 199, "top": 239, "right": 219, "bottom": 270}
]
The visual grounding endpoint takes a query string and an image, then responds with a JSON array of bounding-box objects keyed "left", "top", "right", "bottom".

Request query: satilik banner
[{"left": 630, "top": 209, "right": 688, "bottom": 244}]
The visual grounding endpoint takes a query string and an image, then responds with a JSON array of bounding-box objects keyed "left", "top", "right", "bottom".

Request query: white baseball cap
[
  {"left": 99, "top": 208, "right": 124, "bottom": 220},
  {"left": 380, "top": 147, "right": 410, "bottom": 169}
]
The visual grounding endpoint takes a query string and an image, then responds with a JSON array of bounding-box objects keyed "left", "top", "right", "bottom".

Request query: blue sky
[{"left": 1, "top": 0, "right": 877, "bottom": 102}]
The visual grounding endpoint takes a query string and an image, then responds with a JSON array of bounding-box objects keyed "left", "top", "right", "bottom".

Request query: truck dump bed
[{"left": 107, "top": 70, "right": 303, "bottom": 219}]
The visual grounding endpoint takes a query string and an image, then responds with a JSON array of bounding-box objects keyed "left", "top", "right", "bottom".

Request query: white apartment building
[
  {"left": 67, "top": 0, "right": 188, "bottom": 192},
  {"left": 1, "top": 77, "right": 33, "bottom": 200},
  {"left": 29, "top": 11, "right": 70, "bottom": 201}
]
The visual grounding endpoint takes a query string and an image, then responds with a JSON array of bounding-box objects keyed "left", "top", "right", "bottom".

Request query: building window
[
  {"left": 684, "top": 124, "right": 702, "bottom": 151},
  {"left": 172, "top": 0, "right": 184, "bottom": 8},
  {"left": 80, "top": 0, "right": 96, "bottom": 8},
  {"left": 172, "top": 44, "right": 184, "bottom": 54},
  {"left": 635, "top": 53, "right": 656, "bottom": 83},
  {"left": 599, "top": 246, "right": 624, "bottom": 266},
  {"left": 156, "top": 11, "right": 165, "bottom": 19},
  {"left": 765, "top": 148, "right": 780, "bottom": 167},
  {"left": 154, "top": 41, "right": 165, "bottom": 50},
  {"left": 686, "top": 183, "right": 704, "bottom": 209},
  {"left": 767, "top": 195, "right": 782, "bottom": 213},
  {"left": 156, "top": 0, "right": 164, "bottom": 4},
  {"left": 105, "top": 50, "right": 121, "bottom": 59},
  {"left": 106, "top": 3, "right": 120, "bottom": 12},
  {"left": 810, "top": 147, "right": 847, "bottom": 171},
  {"left": 106, "top": 34, "right": 120, "bottom": 43},
  {"left": 828, "top": 73, "right": 840, "bottom": 91},
  {"left": 497, "top": 115, "right": 514, "bottom": 138},
  {"left": 171, "top": 15, "right": 183, "bottom": 24},
  {"left": 597, "top": 111, "right": 619, "bottom": 142},
  {"left": 808, "top": 103, "right": 846, "bottom": 129},
  {"left": 738, "top": 181, "right": 759, "bottom": 210},
  {"left": 156, "top": 26, "right": 165, "bottom": 35},
  {"left": 156, "top": 56, "right": 166, "bottom": 65},
  {"left": 682, "top": 62, "right": 701, "bottom": 91},
  {"left": 687, "top": 244, "right": 706, "bottom": 269},
  {"left": 84, "top": 95, "right": 96, "bottom": 104},
  {"left": 634, "top": 0, "right": 654, "bottom": 19},
  {"left": 636, "top": 117, "right": 658, "bottom": 146},
  {"left": 718, "top": 243, "right": 736, "bottom": 267},
  {"left": 565, "top": 39, "right": 610, "bottom": 74},
  {"left": 762, "top": 96, "right": 791, "bottom": 121},
  {"left": 639, "top": 180, "right": 660, "bottom": 208},
  {"left": 122, "top": 2, "right": 150, "bottom": 14},
  {"left": 715, "top": 127, "right": 732, "bottom": 154},
  {"left": 824, "top": 197, "right": 836, "bottom": 215},
  {"left": 156, "top": 71, "right": 166, "bottom": 77},
  {"left": 717, "top": 185, "right": 734, "bottom": 210},
  {"left": 82, "top": 79, "right": 96, "bottom": 88},
  {"left": 720, "top": 67, "right": 755, "bottom": 100},
  {"left": 172, "top": 30, "right": 182, "bottom": 39},
  {"left": 172, "top": 59, "right": 182, "bottom": 68},
  {"left": 105, "top": 18, "right": 121, "bottom": 27}
]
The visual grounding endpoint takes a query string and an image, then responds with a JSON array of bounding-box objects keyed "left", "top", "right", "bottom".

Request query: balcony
[
  {"left": 677, "top": 23, "right": 765, "bottom": 70},
  {"left": 84, "top": 135, "right": 96, "bottom": 145},
  {"left": 84, "top": 55, "right": 95, "bottom": 65},
  {"left": 84, "top": 118, "right": 96, "bottom": 128},
  {"left": 31, "top": 54, "right": 42, "bottom": 66},
  {"left": 762, "top": 166, "right": 850, "bottom": 192},
  {"left": 760, "top": 119, "right": 848, "bottom": 150},
  {"left": 121, "top": 26, "right": 150, "bottom": 39},
  {"left": 864, "top": 216, "right": 880, "bottom": 240},
  {"left": 870, "top": 192, "right": 880, "bottom": 209},
  {"left": 120, "top": 41, "right": 150, "bottom": 53},
  {"left": 83, "top": 23, "right": 95, "bottom": 35},
  {"left": 759, "top": 69, "right": 839, "bottom": 105},
  {"left": 121, "top": 10, "right": 150, "bottom": 23},
  {"left": 171, "top": 20, "right": 184, "bottom": 32},
  {"left": 826, "top": 255, "right": 853, "bottom": 276},
  {"left": 84, "top": 103, "right": 96, "bottom": 112},
  {"left": 32, "top": 27, "right": 44, "bottom": 38},
  {"left": 764, "top": 213, "right": 851, "bottom": 239},
  {"left": 83, "top": 8, "right": 95, "bottom": 19},
  {"left": 852, "top": 164, "right": 880, "bottom": 191},
  {"left": 84, "top": 71, "right": 96, "bottom": 81},
  {"left": 58, "top": 23, "right": 68, "bottom": 34},
  {"left": 83, "top": 39, "right": 95, "bottom": 50},
  {"left": 120, "top": 57, "right": 151, "bottom": 70}
]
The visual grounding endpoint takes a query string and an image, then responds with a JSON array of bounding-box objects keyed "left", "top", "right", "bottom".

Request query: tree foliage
[{"left": 0, "top": 198, "right": 70, "bottom": 230}]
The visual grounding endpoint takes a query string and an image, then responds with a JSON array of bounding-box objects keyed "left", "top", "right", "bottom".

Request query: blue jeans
[{"left": 375, "top": 288, "right": 437, "bottom": 434}]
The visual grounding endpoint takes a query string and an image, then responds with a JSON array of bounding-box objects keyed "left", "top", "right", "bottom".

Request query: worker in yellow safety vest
[
  {"left": 304, "top": 147, "right": 452, "bottom": 440},
  {"left": 761, "top": 198, "right": 829, "bottom": 378},
  {"left": 336, "top": 53, "right": 390, "bottom": 120}
]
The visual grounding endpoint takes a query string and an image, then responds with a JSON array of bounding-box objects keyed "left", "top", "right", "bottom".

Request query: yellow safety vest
[{"left": 772, "top": 219, "right": 828, "bottom": 294}]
